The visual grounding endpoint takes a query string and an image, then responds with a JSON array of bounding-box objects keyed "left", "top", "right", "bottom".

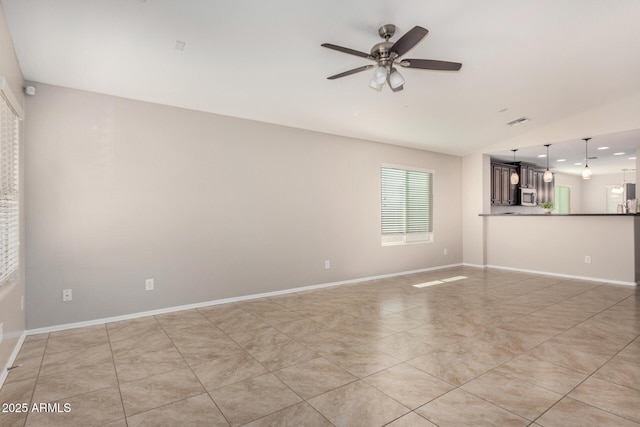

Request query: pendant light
[
  {"left": 510, "top": 149, "right": 519, "bottom": 185},
  {"left": 543, "top": 144, "right": 553, "bottom": 183},
  {"left": 582, "top": 138, "right": 592, "bottom": 180},
  {"left": 612, "top": 169, "right": 628, "bottom": 193}
]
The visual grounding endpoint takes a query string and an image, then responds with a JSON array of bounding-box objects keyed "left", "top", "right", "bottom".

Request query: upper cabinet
[
  {"left": 491, "top": 162, "right": 518, "bottom": 205},
  {"left": 519, "top": 163, "right": 535, "bottom": 189},
  {"left": 490, "top": 161, "right": 554, "bottom": 206}
]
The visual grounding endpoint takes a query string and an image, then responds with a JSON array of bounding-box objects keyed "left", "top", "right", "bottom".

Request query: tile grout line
[
  {"left": 104, "top": 323, "right": 130, "bottom": 427},
  {"left": 153, "top": 310, "right": 235, "bottom": 427},
  {"left": 21, "top": 333, "right": 50, "bottom": 427},
  {"left": 528, "top": 335, "right": 640, "bottom": 425},
  {"left": 400, "top": 276, "right": 635, "bottom": 425},
  {"left": 3, "top": 268, "right": 637, "bottom": 426}
]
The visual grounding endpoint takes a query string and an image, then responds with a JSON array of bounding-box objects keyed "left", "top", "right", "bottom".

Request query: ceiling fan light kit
[
  {"left": 322, "top": 24, "right": 462, "bottom": 92},
  {"left": 388, "top": 68, "right": 405, "bottom": 91},
  {"left": 369, "top": 79, "right": 383, "bottom": 92}
]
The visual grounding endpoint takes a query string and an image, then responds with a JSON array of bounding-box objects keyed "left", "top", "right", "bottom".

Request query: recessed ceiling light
[
  {"left": 537, "top": 154, "right": 546, "bottom": 158},
  {"left": 597, "top": 146, "right": 609, "bottom": 150},
  {"left": 629, "top": 156, "right": 636, "bottom": 160},
  {"left": 613, "top": 152, "right": 625, "bottom": 156},
  {"left": 557, "top": 159, "right": 567, "bottom": 162},
  {"left": 574, "top": 162, "right": 583, "bottom": 166}
]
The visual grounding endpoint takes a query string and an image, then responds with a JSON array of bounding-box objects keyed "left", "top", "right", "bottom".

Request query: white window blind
[
  {"left": 381, "top": 166, "right": 432, "bottom": 244},
  {"left": 0, "top": 83, "right": 20, "bottom": 285}
]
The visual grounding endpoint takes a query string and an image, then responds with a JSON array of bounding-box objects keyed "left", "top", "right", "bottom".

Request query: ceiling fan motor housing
[{"left": 371, "top": 41, "right": 395, "bottom": 66}]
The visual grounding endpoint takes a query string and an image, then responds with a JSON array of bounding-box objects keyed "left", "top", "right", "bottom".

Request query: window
[
  {"left": 381, "top": 166, "right": 433, "bottom": 245},
  {"left": 0, "top": 78, "right": 21, "bottom": 285}
]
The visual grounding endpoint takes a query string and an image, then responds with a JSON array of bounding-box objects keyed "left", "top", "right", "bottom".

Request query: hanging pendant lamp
[
  {"left": 543, "top": 144, "right": 553, "bottom": 183},
  {"left": 510, "top": 149, "right": 519, "bottom": 185},
  {"left": 582, "top": 138, "right": 592, "bottom": 180}
]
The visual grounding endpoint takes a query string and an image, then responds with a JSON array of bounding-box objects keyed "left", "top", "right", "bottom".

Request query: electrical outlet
[
  {"left": 324, "top": 260, "right": 331, "bottom": 270},
  {"left": 145, "top": 278, "right": 154, "bottom": 291},
  {"left": 62, "top": 289, "right": 72, "bottom": 302},
  {"left": 585, "top": 256, "right": 592, "bottom": 264}
]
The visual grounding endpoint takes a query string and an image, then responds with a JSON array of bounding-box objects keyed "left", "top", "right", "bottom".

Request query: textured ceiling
[{"left": 3, "top": 0, "right": 640, "bottom": 174}]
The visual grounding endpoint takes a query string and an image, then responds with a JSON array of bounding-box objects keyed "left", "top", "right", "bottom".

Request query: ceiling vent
[{"left": 506, "top": 117, "right": 530, "bottom": 127}]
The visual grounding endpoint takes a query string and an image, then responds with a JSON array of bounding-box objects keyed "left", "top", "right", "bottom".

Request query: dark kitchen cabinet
[
  {"left": 535, "top": 170, "right": 555, "bottom": 204},
  {"left": 519, "top": 163, "right": 535, "bottom": 189},
  {"left": 491, "top": 163, "right": 518, "bottom": 205}
]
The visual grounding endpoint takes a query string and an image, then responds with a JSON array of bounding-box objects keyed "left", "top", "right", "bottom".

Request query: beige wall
[
  {"left": 582, "top": 172, "right": 636, "bottom": 213},
  {"left": 24, "top": 83, "right": 463, "bottom": 329},
  {"left": 0, "top": 3, "right": 25, "bottom": 381},
  {"left": 485, "top": 215, "right": 636, "bottom": 284},
  {"left": 462, "top": 153, "right": 490, "bottom": 266}
]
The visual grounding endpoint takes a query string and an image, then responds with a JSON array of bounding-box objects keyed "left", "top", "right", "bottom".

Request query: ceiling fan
[{"left": 322, "top": 24, "right": 462, "bottom": 92}]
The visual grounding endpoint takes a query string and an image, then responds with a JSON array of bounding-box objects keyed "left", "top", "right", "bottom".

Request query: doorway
[{"left": 554, "top": 186, "right": 570, "bottom": 214}]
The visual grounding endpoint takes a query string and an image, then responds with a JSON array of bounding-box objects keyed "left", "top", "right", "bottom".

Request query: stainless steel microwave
[{"left": 521, "top": 188, "right": 537, "bottom": 206}]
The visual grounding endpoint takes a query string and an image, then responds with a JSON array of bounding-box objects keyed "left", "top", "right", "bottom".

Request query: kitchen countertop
[{"left": 479, "top": 213, "right": 640, "bottom": 216}]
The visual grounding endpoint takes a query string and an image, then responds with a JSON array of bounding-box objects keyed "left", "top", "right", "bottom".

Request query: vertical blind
[
  {"left": 381, "top": 167, "right": 432, "bottom": 235},
  {"left": 0, "top": 90, "right": 19, "bottom": 285}
]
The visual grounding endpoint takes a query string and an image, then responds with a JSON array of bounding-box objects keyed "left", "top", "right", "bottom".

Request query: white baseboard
[
  {"left": 26, "top": 263, "right": 464, "bottom": 335},
  {"left": 0, "top": 331, "right": 26, "bottom": 389},
  {"left": 485, "top": 264, "right": 638, "bottom": 287},
  {"left": 461, "top": 263, "right": 487, "bottom": 269}
]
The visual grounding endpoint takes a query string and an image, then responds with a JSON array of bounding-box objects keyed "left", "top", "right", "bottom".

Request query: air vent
[{"left": 506, "top": 117, "right": 530, "bottom": 127}]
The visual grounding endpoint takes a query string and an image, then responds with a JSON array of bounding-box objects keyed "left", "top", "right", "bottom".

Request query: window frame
[
  {"left": 380, "top": 164, "right": 434, "bottom": 246},
  {"left": 0, "top": 77, "right": 23, "bottom": 287}
]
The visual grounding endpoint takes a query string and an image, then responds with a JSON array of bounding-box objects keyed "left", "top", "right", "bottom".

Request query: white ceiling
[
  {"left": 490, "top": 128, "right": 640, "bottom": 176},
  {"left": 3, "top": 0, "right": 640, "bottom": 173}
]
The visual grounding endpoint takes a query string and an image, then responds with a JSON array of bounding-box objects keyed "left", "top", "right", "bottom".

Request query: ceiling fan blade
[
  {"left": 327, "top": 64, "right": 375, "bottom": 80},
  {"left": 400, "top": 58, "right": 462, "bottom": 71},
  {"left": 321, "top": 43, "right": 372, "bottom": 59},
  {"left": 390, "top": 26, "right": 428, "bottom": 57}
]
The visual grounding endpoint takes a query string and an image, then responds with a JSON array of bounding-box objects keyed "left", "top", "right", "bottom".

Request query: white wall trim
[
  {"left": 462, "top": 263, "right": 487, "bottom": 269},
  {"left": 0, "top": 76, "right": 24, "bottom": 119},
  {"left": 26, "top": 263, "right": 463, "bottom": 335},
  {"left": 0, "top": 331, "right": 26, "bottom": 389},
  {"left": 486, "top": 264, "right": 638, "bottom": 287}
]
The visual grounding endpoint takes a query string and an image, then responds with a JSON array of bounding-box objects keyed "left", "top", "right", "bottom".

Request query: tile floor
[{"left": 1, "top": 266, "right": 639, "bottom": 426}]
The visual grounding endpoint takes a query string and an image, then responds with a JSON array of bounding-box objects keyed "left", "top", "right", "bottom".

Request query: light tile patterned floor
[{"left": 1, "top": 267, "right": 639, "bottom": 426}]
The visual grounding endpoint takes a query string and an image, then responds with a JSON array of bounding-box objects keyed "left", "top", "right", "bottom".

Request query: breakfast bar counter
[{"left": 480, "top": 214, "right": 639, "bottom": 285}]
